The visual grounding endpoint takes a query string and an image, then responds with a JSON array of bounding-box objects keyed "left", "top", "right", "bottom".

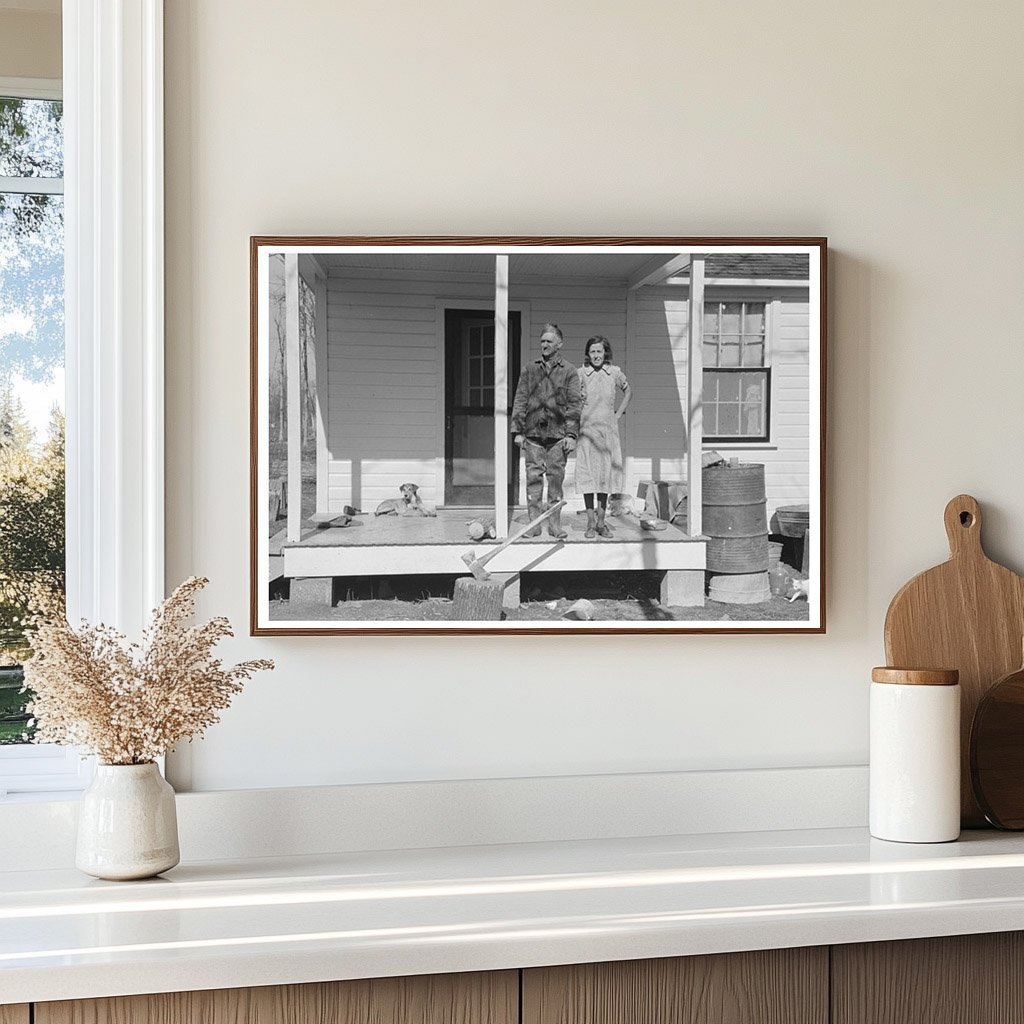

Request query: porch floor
[
  {"left": 279, "top": 507, "right": 705, "bottom": 579},
  {"left": 283, "top": 507, "right": 699, "bottom": 549}
]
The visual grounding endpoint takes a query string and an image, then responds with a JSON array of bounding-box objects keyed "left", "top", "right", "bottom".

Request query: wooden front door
[{"left": 444, "top": 309, "right": 521, "bottom": 507}]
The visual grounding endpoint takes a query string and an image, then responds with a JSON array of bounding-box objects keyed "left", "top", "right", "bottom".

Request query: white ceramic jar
[
  {"left": 76, "top": 762, "right": 180, "bottom": 880},
  {"left": 870, "top": 667, "right": 961, "bottom": 843}
]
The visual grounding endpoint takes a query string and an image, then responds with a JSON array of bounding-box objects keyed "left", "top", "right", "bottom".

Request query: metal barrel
[{"left": 702, "top": 463, "right": 769, "bottom": 574}]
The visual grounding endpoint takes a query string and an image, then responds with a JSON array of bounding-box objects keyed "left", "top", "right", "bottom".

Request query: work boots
[
  {"left": 547, "top": 507, "right": 568, "bottom": 540},
  {"left": 585, "top": 509, "right": 597, "bottom": 538},
  {"left": 524, "top": 504, "right": 543, "bottom": 538},
  {"left": 595, "top": 506, "right": 612, "bottom": 538}
]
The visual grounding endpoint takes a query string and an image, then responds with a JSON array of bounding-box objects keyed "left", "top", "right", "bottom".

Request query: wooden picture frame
[{"left": 250, "top": 237, "right": 826, "bottom": 635}]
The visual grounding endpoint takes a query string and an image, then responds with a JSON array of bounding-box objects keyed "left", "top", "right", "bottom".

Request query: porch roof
[
  {"left": 677, "top": 253, "right": 810, "bottom": 279},
  {"left": 319, "top": 251, "right": 669, "bottom": 281},
  {"left": 318, "top": 251, "right": 810, "bottom": 284}
]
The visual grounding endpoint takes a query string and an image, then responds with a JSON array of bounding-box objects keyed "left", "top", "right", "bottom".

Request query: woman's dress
[{"left": 575, "top": 364, "right": 629, "bottom": 493}]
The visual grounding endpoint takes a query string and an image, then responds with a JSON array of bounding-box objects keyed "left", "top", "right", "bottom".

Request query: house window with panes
[
  {"left": 702, "top": 300, "right": 770, "bottom": 443},
  {"left": 464, "top": 320, "right": 495, "bottom": 409}
]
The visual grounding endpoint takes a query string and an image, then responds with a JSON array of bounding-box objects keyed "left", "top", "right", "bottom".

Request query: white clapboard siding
[
  {"left": 325, "top": 270, "right": 811, "bottom": 515},
  {"left": 326, "top": 272, "right": 627, "bottom": 509},
  {"left": 628, "top": 285, "right": 689, "bottom": 497},
  {"left": 627, "top": 287, "right": 812, "bottom": 519},
  {"left": 760, "top": 296, "right": 812, "bottom": 521},
  {"left": 326, "top": 274, "right": 471, "bottom": 509}
]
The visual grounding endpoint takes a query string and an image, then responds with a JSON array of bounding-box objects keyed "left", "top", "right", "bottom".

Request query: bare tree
[
  {"left": 268, "top": 255, "right": 287, "bottom": 442},
  {"left": 299, "top": 276, "right": 317, "bottom": 448},
  {"left": 269, "top": 259, "right": 319, "bottom": 449}
]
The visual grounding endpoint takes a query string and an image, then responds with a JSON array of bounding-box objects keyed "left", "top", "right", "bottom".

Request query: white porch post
[
  {"left": 313, "top": 274, "right": 329, "bottom": 515},
  {"left": 493, "top": 255, "right": 510, "bottom": 538},
  {"left": 285, "top": 254, "right": 302, "bottom": 542},
  {"left": 624, "top": 288, "right": 637, "bottom": 499},
  {"left": 686, "top": 254, "right": 705, "bottom": 538}
]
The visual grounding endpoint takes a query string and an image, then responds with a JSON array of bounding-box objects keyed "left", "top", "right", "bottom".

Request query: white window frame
[
  {"left": 0, "top": 77, "right": 61, "bottom": 101},
  {"left": 0, "top": 0, "right": 164, "bottom": 800},
  {"left": 700, "top": 289, "right": 788, "bottom": 452},
  {"left": 0, "top": 75, "right": 82, "bottom": 797},
  {"left": 701, "top": 295, "right": 774, "bottom": 446}
]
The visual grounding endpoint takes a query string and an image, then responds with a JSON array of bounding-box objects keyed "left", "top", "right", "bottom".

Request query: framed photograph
[{"left": 250, "top": 237, "right": 826, "bottom": 635}]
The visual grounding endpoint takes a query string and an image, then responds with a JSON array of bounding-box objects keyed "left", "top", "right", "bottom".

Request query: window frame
[
  {"left": 703, "top": 366, "right": 773, "bottom": 445},
  {"left": 0, "top": 77, "right": 63, "bottom": 191},
  {"left": 0, "top": 75, "right": 86, "bottom": 796},
  {"left": 0, "top": 77, "right": 61, "bottom": 102},
  {"left": 702, "top": 292, "right": 778, "bottom": 448},
  {"left": 0, "top": 0, "right": 165, "bottom": 800}
]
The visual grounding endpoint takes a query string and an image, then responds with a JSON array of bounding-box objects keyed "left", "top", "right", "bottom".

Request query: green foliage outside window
[{"left": 0, "top": 95, "right": 66, "bottom": 743}]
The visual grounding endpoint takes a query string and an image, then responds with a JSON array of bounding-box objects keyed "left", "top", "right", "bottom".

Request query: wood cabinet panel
[
  {"left": 522, "top": 948, "right": 828, "bottom": 1024},
  {"left": 0, "top": 1007, "right": 29, "bottom": 1024},
  {"left": 832, "top": 932, "right": 1024, "bottom": 1024},
  {"left": 36, "top": 971, "right": 518, "bottom": 1024}
]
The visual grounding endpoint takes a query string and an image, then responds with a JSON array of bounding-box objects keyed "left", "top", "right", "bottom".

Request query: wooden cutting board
[{"left": 884, "top": 494, "right": 1024, "bottom": 827}]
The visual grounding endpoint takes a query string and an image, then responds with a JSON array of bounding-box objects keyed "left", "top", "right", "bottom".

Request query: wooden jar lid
[{"left": 871, "top": 667, "right": 960, "bottom": 686}]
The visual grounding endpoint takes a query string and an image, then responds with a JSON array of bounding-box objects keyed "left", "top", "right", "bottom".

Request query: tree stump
[{"left": 451, "top": 578, "right": 505, "bottom": 620}]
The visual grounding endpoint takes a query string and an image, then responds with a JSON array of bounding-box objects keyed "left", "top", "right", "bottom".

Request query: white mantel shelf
[{"left": 5, "top": 826, "right": 1024, "bottom": 1005}]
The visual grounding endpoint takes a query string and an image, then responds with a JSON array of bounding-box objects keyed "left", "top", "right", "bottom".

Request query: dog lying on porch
[{"left": 374, "top": 482, "right": 437, "bottom": 517}]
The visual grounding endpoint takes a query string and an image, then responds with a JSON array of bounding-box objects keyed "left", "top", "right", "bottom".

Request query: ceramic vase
[{"left": 76, "top": 762, "right": 180, "bottom": 880}]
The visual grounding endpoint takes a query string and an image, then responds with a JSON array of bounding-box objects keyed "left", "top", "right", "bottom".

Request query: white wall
[{"left": 164, "top": 0, "right": 1024, "bottom": 791}]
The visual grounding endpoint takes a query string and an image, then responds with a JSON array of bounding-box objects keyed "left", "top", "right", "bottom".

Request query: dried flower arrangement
[{"left": 22, "top": 577, "right": 273, "bottom": 765}]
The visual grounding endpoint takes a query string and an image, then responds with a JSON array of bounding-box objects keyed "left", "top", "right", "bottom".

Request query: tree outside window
[{"left": 0, "top": 94, "right": 65, "bottom": 743}]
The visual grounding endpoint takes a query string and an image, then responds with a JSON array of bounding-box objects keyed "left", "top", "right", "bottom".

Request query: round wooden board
[{"left": 971, "top": 664, "right": 1024, "bottom": 829}]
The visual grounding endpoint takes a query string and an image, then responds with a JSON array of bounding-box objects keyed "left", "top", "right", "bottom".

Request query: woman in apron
[{"left": 576, "top": 336, "right": 631, "bottom": 538}]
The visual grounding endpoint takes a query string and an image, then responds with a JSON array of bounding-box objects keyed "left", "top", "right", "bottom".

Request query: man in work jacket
[{"left": 510, "top": 322, "right": 583, "bottom": 538}]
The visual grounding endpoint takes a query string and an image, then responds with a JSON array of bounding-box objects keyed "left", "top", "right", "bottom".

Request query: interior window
[{"left": 0, "top": 94, "right": 65, "bottom": 745}]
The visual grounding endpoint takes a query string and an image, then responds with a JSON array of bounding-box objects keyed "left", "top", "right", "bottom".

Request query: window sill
[
  {"left": 0, "top": 789, "right": 87, "bottom": 804},
  {"left": 0, "top": 745, "right": 94, "bottom": 797},
  {"left": 706, "top": 442, "right": 779, "bottom": 451}
]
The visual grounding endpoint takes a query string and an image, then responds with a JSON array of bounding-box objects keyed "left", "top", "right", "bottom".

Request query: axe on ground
[{"left": 461, "top": 500, "right": 567, "bottom": 581}]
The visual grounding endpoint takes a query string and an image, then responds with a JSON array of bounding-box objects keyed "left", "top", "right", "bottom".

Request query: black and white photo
[{"left": 251, "top": 238, "right": 825, "bottom": 634}]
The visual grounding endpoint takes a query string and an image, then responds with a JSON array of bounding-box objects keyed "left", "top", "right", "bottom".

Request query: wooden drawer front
[
  {"left": 832, "top": 933, "right": 1024, "bottom": 1024},
  {"left": 0, "top": 1007, "right": 29, "bottom": 1024},
  {"left": 523, "top": 949, "right": 828, "bottom": 1024},
  {"left": 35, "top": 971, "right": 518, "bottom": 1024}
]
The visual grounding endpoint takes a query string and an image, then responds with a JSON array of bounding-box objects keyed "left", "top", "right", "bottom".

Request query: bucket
[
  {"left": 709, "top": 571, "right": 771, "bottom": 605},
  {"left": 775, "top": 504, "right": 810, "bottom": 538},
  {"left": 703, "top": 463, "right": 769, "bottom": 573},
  {"left": 768, "top": 540, "right": 784, "bottom": 567}
]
